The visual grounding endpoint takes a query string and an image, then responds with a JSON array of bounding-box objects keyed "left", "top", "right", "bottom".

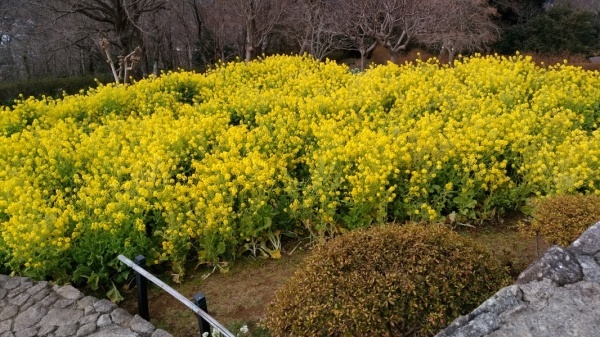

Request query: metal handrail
[{"left": 117, "top": 254, "right": 235, "bottom": 337}]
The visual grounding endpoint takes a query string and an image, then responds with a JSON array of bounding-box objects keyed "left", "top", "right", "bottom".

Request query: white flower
[{"left": 238, "top": 325, "right": 249, "bottom": 335}]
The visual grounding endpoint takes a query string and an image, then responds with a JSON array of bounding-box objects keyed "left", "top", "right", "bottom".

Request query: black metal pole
[
  {"left": 134, "top": 255, "right": 150, "bottom": 321},
  {"left": 193, "top": 292, "right": 211, "bottom": 337}
]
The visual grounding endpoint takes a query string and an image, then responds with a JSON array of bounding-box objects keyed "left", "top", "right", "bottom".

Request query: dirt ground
[{"left": 120, "top": 243, "right": 310, "bottom": 336}]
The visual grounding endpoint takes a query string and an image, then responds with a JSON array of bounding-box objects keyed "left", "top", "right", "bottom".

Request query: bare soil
[{"left": 120, "top": 244, "right": 310, "bottom": 336}]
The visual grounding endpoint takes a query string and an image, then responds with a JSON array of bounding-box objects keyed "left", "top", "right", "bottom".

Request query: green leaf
[
  {"left": 72, "top": 266, "right": 93, "bottom": 282},
  {"left": 87, "top": 272, "right": 100, "bottom": 291},
  {"left": 114, "top": 270, "right": 130, "bottom": 284},
  {"left": 448, "top": 211, "right": 457, "bottom": 223},
  {"left": 217, "top": 241, "right": 226, "bottom": 255},
  {"left": 262, "top": 216, "right": 272, "bottom": 230},
  {"left": 107, "top": 282, "right": 124, "bottom": 303}
]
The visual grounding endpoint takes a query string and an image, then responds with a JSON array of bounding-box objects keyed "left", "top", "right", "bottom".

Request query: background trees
[
  {"left": 421, "top": 0, "right": 500, "bottom": 63},
  {"left": 0, "top": 0, "right": 598, "bottom": 82},
  {"left": 496, "top": 5, "right": 600, "bottom": 54},
  {"left": 27, "top": 0, "right": 169, "bottom": 77},
  {"left": 284, "top": 0, "right": 348, "bottom": 61}
]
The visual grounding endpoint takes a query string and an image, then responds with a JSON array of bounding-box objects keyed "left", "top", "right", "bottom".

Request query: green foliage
[
  {"left": 266, "top": 224, "right": 511, "bottom": 337},
  {"left": 0, "top": 74, "right": 113, "bottom": 107},
  {"left": 521, "top": 195, "right": 600, "bottom": 246},
  {"left": 495, "top": 6, "right": 600, "bottom": 55}
]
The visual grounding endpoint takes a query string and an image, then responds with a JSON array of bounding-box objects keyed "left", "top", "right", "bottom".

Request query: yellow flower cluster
[{"left": 1, "top": 54, "right": 599, "bottom": 281}]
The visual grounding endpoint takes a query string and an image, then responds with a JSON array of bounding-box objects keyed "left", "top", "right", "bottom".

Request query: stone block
[
  {"left": 516, "top": 246, "right": 583, "bottom": 286},
  {"left": 7, "top": 294, "right": 30, "bottom": 307},
  {"left": 39, "top": 293, "right": 59, "bottom": 307},
  {"left": 129, "top": 315, "right": 155, "bottom": 335},
  {"left": 76, "top": 296, "right": 97, "bottom": 310},
  {"left": 568, "top": 222, "right": 600, "bottom": 256},
  {"left": 111, "top": 308, "right": 133, "bottom": 325},
  {"left": 151, "top": 329, "right": 173, "bottom": 337},
  {"left": 38, "top": 308, "right": 84, "bottom": 327},
  {"left": 53, "top": 299, "right": 76, "bottom": 309},
  {"left": 87, "top": 325, "right": 139, "bottom": 337},
  {"left": 13, "top": 305, "right": 47, "bottom": 330},
  {"left": 37, "top": 325, "right": 56, "bottom": 337},
  {"left": 18, "top": 297, "right": 37, "bottom": 313},
  {"left": 77, "top": 322, "right": 97, "bottom": 336},
  {"left": 576, "top": 254, "right": 600, "bottom": 283},
  {"left": 0, "top": 321, "right": 12, "bottom": 334},
  {"left": 97, "top": 314, "right": 113, "bottom": 328},
  {"left": 84, "top": 305, "right": 96, "bottom": 316},
  {"left": 54, "top": 324, "right": 77, "bottom": 337},
  {"left": 3, "top": 278, "right": 25, "bottom": 290},
  {"left": 79, "top": 313, "right": 99, "bottom": 325},
  {"left": 0, "top": 306, "right": 18, "bottom": 321},
  {"left": 471, "top": 285, "right": 523, "bottom": 317},
  {"left": 437, "top": 312, "right": 502, "bottom": 337},
  {"left": 26, "top": 282, "right": 50, "bottom": 296},
  {"left": 14, "top": 327, "right": 37, "bottom": 337},
  {"left": 55, "top": 285, "right": 83, "bottom": 301},
  {"left": 93, "top": 299, "right": 117, "bottom": 314},
  {"left": 32, "top": 288, "right": 51, "bottom": 301}
]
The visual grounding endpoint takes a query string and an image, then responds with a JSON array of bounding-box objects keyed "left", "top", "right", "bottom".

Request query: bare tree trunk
[
  {"left": 187, "top": 41, "right": 194, "bottom": 69},
  {"left": 245, "top": 17, "right": 256, "bottom": 62},
  {"left": 359, "top": 42, "right": 377, "bottom": 70},
  {"left": 299, "top": 28, "right": 310, "bottom": 55},
  {"left": 360, "top": 51, "right": 367, "bottom": 71},
  {"left": 390, "top": 50, "right": 399, "bottom": 64},
  {"left": 448, "top": 48, "right": 457, "bottom": 65}
]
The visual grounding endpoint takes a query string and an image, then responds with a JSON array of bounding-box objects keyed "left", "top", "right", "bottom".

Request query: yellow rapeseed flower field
[{"left": 1, "top": 54, "right": 599, "bottom": 288}]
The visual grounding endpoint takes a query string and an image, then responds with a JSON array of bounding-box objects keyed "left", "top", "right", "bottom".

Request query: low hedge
[{"left": 0, "top": 74, "right": 113, "bottom": 107}]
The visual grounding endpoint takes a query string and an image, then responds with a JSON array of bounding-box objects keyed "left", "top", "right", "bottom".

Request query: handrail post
[
  {"left": 134, "top": 255, "right": 150, "bottom": 321},
  {"left": 193, "top": 293, "right": 211, "bottom": 337},
  {"left": 117, "top": 254, "right": 235, "bottom": 337}
]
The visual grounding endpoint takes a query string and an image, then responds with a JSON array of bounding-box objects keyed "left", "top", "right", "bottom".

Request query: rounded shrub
[
  {"left": 265, "top": 224, "right": 511, "bottom": 336},
  {"left": 524, "top": 195, "right": 600, "bottom": 247}
]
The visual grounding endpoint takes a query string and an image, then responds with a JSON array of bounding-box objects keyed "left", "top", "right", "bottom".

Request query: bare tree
[
  {"left": 209, "top": 0, "right": 289, "bottom": 62},
  {"left": 27, "top": 0, "right": 168, "bottom": 77},
  {"left": 368, "top": 0, "right": 432, "bottom": 63},
  {"left": 337, "top": 0, "right": 379, "bottom": 69},
  {"left": 420, "top": 0, "right": 500, "bottom": 63},
  {"left": 2, "top": 0, "right": 503, "bottom": 80},
  {"left": 172, "top": 0, "right": 209, "bottom": 69},
  {"left": 0, "top": 0, "right": 17, "bottom": 79},
  {"left": 151, "top": 0, "right": 218, "bottom": 71},
  {"left": 202, "top": 0, "right": 246, "bottom": 62},
  {"left": 1, "top": 1, "right": 92, "bottom": 80},
  {"left": 282, "top": 0, "right": 348, "bottom": 61}
]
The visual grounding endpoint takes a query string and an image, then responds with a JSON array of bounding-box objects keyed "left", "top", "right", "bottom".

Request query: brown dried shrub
[
  {"left": 265, "top": 224, "right": 511, "bottom": 336},
  {"left": 523, "top": 195, "right": 600, "bottom": 247}
]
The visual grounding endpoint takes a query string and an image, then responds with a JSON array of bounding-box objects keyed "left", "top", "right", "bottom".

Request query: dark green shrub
[
  {"left": 266, "top": 224, "right": 511, "bottom": 336},
  {"left": 495, "top": 6, "right": 600, "bottom": 55},
  {"left": 522, "top": 195, "right": 600, "bottom": 246},
  {"left": 0, "top": 74, "right": 112, "bottom": 107}
]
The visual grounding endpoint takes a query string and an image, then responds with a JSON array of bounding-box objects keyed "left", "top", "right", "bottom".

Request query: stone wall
[
  {"left": 0, "top": 276, "right": 172, "bottom": 337},
  {"left": 437, "top": 221, "right": 600, "bottom": 337}
]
